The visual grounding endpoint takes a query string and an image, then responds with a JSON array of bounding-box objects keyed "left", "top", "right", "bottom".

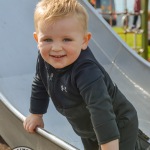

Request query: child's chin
[{"left": 53, "top": 65, "right": 65, "bottom": 69}]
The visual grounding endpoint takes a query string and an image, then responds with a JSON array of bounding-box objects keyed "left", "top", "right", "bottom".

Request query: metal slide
[{"left": 0, "top": 0, "right": 150, "bottom": 150}]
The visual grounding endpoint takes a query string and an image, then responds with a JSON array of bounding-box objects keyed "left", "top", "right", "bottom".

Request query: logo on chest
[{"left": 61, "top": 85, "right": 67, "bottom": 92}]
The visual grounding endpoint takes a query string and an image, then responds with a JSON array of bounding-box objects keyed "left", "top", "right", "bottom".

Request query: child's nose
[{"left": 51, "top": 42, "right": 62, "bottom": 51}]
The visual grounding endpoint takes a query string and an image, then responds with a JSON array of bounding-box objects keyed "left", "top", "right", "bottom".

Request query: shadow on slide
[{"left": 0, "top": 0, "right": 150, "bottom": 149}]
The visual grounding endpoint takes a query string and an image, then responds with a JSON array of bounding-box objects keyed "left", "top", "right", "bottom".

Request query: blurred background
[{"left": 88, "top": 0, "right": 150, "bottom": 62}]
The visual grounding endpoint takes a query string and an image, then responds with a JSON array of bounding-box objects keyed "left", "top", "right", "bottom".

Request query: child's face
[{"left": 34, "top": 15, "right": 91, "bottom": 69}]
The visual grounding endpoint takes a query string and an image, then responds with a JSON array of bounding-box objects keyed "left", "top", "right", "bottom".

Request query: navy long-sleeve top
[{"left": 30, "top": 47, "right": 137, "bottom": 144}]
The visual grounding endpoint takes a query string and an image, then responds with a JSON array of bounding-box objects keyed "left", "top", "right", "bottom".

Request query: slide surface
[{"left": 0, "top": 0, "right": 150, "bottom": 150}]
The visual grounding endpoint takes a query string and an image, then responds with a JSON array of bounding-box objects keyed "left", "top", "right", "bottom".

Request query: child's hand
[{"left": 23, "top": 114, "right": 44, "bottom": 133}]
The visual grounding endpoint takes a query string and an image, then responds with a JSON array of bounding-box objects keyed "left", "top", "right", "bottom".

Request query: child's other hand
[{"left": 23, "top": 114, "right": 44, "bottom": 133}]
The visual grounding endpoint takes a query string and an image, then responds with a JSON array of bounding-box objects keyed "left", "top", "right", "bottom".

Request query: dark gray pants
[{"left": 81, "top": 115, "right": 138, "bottom": 150}]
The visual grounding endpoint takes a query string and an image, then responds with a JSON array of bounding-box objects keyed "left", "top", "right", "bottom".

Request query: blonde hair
[{"left": 34, "top": 0, "right": 89, "bottom": 33}]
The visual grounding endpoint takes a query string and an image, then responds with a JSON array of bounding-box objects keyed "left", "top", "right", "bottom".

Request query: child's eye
[
  {"left": 63, "top": 38, "right": 72, "bottom": 42},
  {"left": 44, "top": 39, "right": 52, "bottom": 42}
]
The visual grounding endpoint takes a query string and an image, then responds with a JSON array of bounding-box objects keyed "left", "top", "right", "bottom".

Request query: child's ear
[
  {"left": 82, "top": 32, "right": 92, "bottom": 50},
  {"left": 33, "top": 32, "right": 38, "bottom": 42}
]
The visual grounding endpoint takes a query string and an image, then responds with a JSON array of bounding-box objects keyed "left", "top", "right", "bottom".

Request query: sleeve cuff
[
  {"left": 30, "top": 98, "right": 49, "bottom": 114},
  {"left": 94, "top": 119, "right": 120, "bottom": 144}
]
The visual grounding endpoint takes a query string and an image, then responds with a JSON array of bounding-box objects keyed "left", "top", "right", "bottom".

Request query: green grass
[{"left": 113, "top": 27, "right": 150, "bottom": 61}]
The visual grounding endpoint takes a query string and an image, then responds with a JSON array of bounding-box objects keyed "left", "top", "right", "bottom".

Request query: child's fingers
[
  {"left": 27, "top": 124, "right": 36, "bottom": 133},
  {"left": 23, "top": 118, "right": 44, "bottom": 133},
  {"left": 23, "top": 119, "right": 36, "bottom": 133}
]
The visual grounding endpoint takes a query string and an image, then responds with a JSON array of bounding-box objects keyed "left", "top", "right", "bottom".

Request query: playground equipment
[
  {"left": 141, "top": 0, "right": 149, "bottom": 60},
  {"left": 89, "top": 0, "right": 149, "bottom": 60},
  {"left": 0, "top": 0, "right": 150, "bottom": 149},
  {"left": 120, "top": 0, "right": 149, "bottom": 60}
]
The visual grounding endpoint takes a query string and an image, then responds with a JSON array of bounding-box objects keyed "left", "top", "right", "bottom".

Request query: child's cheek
[
  {"left": 38, "top": 42, "right": 45, "bottom": 50},
  {"left": 39, "top": 46, "right": 49, "bottom": 57}
]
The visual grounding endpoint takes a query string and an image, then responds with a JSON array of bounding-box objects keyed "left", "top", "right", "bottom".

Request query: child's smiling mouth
[{"left": 49, "top": 54, "right": 66, "bottom": 58}]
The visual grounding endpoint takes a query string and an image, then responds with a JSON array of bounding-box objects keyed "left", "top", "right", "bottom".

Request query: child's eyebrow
[
  {"left": 62, "top": 35, "right": 72, "bottom": 37},
  {"left": 40, "top": 35, "right": 51, "bottom": 38}
]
